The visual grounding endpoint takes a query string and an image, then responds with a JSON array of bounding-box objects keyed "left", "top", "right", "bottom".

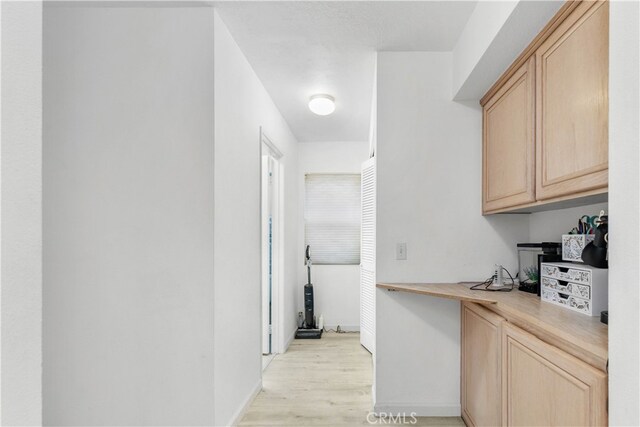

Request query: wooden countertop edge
[
  {"left": 377, "top": 282, "right": 608, "bottom": 372},
  {"left": 376, "top": 283, "right": 498, "bottom": 304},
  {"left": 487, "top": 301, "right": 608, "bottom": 371}
]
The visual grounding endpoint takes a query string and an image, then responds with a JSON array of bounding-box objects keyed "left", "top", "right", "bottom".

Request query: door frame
[{"left": 260, "top": 128, "right": 284, "bottom": 355}]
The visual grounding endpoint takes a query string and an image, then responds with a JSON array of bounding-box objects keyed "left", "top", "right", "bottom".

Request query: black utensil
[{"left": 582, "top": 217, "right": 608, "bottom": 268}]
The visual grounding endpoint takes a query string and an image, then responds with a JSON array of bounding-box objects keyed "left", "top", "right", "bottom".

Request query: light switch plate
[{"left": 396, "top": 243, "right": 407, "bottom": 260}]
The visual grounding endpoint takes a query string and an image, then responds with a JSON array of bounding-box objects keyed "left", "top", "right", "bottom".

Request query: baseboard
[
  {"left": 228, "top": 379, "right": 262, "bottom": 427},
  {"left": 360, "top": 328, "right": 374, "bottom": 353},
  {"left": 373, "top": 403, "right": 461, "bottom": 417}
]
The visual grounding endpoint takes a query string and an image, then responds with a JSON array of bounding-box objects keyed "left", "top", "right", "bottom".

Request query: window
[{"left": 304, "top": 174, "right": 361, "bottom": 265}]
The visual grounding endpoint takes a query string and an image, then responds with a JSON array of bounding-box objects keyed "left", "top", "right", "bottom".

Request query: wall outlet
[{"left": 396, "top": 242, "right": 407, "bottom": 260}]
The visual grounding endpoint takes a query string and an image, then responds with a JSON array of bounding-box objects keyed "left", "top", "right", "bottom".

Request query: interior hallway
[{"left": 240, "top": 333, "right": 464, "bottom": 426}]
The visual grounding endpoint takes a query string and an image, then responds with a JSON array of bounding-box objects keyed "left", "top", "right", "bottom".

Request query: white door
[{"left": 360, "top": 157, "right": 376, "bottom": 353}]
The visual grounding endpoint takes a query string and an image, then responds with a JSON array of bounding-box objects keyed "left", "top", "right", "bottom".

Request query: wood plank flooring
[{"left": 239, "top": 332, "right": 464, "bottom": 426}]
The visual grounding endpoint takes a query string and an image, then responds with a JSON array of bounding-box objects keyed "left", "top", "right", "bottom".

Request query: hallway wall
[
  {"left": 298, "top": 141, "right": 369, "bottom": 331},
  {"left": 43, "top": 6, "right": 216, "bottom": 425},
  {"left": 1, "top": 2, "right": 43, "bottom": 425},
  {"left": 213, "top": 10, "right": 300, "bottom": 426},
  {"left": 42, "top": 6, "right": 299, "bottom": 426}
]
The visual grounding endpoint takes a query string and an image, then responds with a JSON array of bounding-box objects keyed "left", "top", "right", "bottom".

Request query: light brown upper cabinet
[
  {"left": 536, "top": 0, "right": 609, "bottom": 200},
  {"left": 481, "top": 0, "right": 609, "bottom": 214},
  {"left": 483, "top": 58, "right": 536, "bottom": 214}
]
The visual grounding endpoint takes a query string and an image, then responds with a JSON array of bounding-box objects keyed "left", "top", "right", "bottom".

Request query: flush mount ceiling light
[{"left": 308, "top": 94, "right": 335, "bottom": 116}]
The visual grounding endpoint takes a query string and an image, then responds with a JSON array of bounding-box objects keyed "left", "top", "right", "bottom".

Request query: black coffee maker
[
  {"left": 516, "top": 242, "right": 562, "bottom": 295},
  {"left": 582, "top": 214, "right": 608, "bottom": 269},
  {"left": 582, "top": 212, "right": 609, "bottom": 324}
]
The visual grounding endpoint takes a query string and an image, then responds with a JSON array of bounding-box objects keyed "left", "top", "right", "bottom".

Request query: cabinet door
[
  {"left": 502, "top": 323, "right": 607, "bottom": 426},
  {"left": 461, "top": 303, "right": 504, "bottom": 427},
  {"left": 535, "top": 1, "right": 609, "bottom": 200},
  {"left": 483, "top": 57, "right": 536, "bottom": 213}
]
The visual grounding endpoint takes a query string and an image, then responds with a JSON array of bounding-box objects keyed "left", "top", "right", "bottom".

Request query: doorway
[{"left": 261, "top": 130, "right": 283, "bottom": 364}]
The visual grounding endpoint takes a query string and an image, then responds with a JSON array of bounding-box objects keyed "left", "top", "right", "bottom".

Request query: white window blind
[{"left": 305, "top": 174, "right": 361, "bottom": 265}]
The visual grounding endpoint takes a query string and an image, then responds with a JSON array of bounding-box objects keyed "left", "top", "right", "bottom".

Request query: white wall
[
  {"left": 1, "top": 2, "right": 43, "bottom": 425},
  {"left": 375, "top": 288, "right": 461, "bottom": 415},
  {"left": 213, "top": 10, "right": 300, "bottom": 426},
  {"left": 298, "top": 141, "right": 369, "bottom": 331},
  {"left": 368, "top": 56, "right": 378, "bottom": 158},
  {"left": 452, "top": 1, "right": 517, "bottom": 98},
  {"left": 452, "top": 1, "right": 562, "bottom": 100},
  {"left": 42, "top": 7, "right": 299, "bottom": 426},
  {"left": 608, "top": 1, "right": 640, "bottom": 424},
  {"left": 43, "top": 6, "right": 215, "bottom": 425},
  {"left": 529, "top": 202, "right": 609, "bottom": 242},
  {"left": 41, "top": 7, "right": 299, "bottom": 426},
  {"left": 374, "top": 52, "right": 530, "bottom": 415}
]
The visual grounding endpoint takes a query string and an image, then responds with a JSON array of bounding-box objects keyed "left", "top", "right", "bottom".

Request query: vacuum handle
[{"left": 306, "top": 245, "right": 312, "bottom": 285}]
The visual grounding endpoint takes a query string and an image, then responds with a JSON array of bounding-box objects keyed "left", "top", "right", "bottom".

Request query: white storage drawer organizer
[
  {"left": 562, "top": 234, "right": 595, "bottom": 262},
  {"left": 541, "top": 262, "right": 607, "bottom": 316}
]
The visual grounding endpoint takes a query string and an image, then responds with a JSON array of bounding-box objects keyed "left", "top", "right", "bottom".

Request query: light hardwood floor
[{"left": 239, "top": 332, "right": 464, "bottom": 426}]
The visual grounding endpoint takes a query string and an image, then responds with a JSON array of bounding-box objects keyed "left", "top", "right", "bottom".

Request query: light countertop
[{"left": 377, "top": 282, "right": 608, "bottom": 371}]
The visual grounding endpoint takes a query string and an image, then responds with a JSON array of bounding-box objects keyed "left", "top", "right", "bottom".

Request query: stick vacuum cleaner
[{"left": 295, "top": 245, "right": 323, "bottom": 339}]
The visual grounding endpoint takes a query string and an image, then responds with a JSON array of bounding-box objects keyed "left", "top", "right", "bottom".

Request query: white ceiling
[{"left": 214, "top": 1, "right": 477, "bottom": 143}]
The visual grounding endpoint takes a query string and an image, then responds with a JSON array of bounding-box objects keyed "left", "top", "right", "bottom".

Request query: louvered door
[{"left": 360, "top": 157, "right": 376, "bottom": 353}]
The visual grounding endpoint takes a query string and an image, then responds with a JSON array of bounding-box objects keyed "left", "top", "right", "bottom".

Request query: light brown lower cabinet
[
  {"left": 461, "top": 303, "right": 504, "bottom": 427},
  {"left": 462, "top": 302, "right": 608, "bottom": 427}
]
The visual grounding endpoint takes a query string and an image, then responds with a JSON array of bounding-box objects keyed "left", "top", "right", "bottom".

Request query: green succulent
[{"left": 523, "top": 266, "right": 539, "bottom": 284}]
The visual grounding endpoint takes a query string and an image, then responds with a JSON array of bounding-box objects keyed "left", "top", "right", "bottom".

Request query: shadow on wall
[
  {"left": 452, "top": 100, "right": 481, "bottom": 110},
  {"left": 375, "top": 288, "right": 461, "bottom": 414}
]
